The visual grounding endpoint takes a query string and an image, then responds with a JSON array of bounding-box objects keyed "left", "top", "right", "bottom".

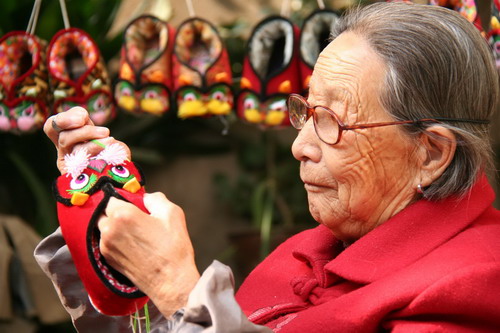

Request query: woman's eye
[
  {"left": 111, "top": 165, "right": 130, "bottom": 178},
  {"left": 70, "top": 173, "right": 90, "bottom": 190}
]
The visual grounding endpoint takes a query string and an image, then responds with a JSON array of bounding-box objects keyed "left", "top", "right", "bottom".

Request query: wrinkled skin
[{"left": 292, "top": 32, "right": 428, "bottom": 243}]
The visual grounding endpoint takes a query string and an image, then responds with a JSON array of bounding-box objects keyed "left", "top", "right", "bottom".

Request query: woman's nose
[{"left": 291, "top": 117, "right": 321, "bottom": 162}]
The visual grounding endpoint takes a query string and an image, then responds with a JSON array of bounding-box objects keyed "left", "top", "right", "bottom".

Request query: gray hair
[{"left": 331, "top": 2, "right": 499, "bottom": 200}]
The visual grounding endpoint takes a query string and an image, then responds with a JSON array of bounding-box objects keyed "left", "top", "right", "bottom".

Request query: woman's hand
[
  {"left": 43, "top": 107, "right": 130, "bottom": 174},
  {"left": 97, "top": 192, "right": 200, "bottom": 317}
]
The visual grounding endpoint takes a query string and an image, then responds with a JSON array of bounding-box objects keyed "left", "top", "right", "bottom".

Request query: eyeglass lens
[{"left": 288, "top": 95, "right": 340, "bottom": 144}]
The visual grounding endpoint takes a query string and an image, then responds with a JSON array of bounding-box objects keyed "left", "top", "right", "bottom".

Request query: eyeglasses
[{"left": 287, "top": 93, "right": 489, "bottom": 145}]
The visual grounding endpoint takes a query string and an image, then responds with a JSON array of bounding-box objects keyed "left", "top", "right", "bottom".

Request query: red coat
[{"left": 235, "top": 175, "right": 500, "bottom": 332}]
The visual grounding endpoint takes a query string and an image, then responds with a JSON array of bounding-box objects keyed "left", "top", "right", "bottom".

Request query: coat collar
[{"left": 292, "top": 175, "right": 495, "bottom": 286}]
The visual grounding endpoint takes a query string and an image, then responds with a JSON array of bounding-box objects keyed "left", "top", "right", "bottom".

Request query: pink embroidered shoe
[
  {"left": 172, "top": 17, "right": 233, "bottom": 119},
  {"left": 114, "top": 15, "right": 175, "bottom": 116},
  {"left": 488, "top": 0, "right": 500, "bottom": 71},
  {"left": 0, "top": 31, "right": 49, "bottom": 133},
  {"left": 237, "top": 16, "right": 301, "bottom": 128},
  {"left": 47, "top": 28, "right": 115, "bottom": 125},
  {"left": 299, "top": 9, "right": 339, "bottom": 94}
]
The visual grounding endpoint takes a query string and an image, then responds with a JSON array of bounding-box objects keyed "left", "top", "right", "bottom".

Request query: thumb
[{"left": 143, "top": 192, "right": 170, "bottom": 219}]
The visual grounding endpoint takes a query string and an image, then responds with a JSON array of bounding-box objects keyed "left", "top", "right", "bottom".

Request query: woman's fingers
[
  {"left": 44, "top": 107, "right": 94, "bottom": 146},
  {"left": 45, "top": 107, "right": 133, "bottom": 174}
]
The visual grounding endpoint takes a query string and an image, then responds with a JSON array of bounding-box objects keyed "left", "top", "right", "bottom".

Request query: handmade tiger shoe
[
  {"left": 48, "top": 27, "right": 115, "bottom": 125},
  {"left": 114, "top": 15, "right": 175, "bottom": 116},
  {"left": 299, "top": 9, "right": 339, "bottom": 93},
  {"left": 172, "top": 17, "right": 233, "bottom": 119},
  {"left": 53, "top": 144, "right": 149, "bottom": 316},
  {"left": 0, "top": 31, "right": 49, "bottom": 133},
  {"left": 489, "top": 1, "right": 500, "bottom": 71},
  {"left": 237, "top": 16, "right": 300, "bottom": 128}
]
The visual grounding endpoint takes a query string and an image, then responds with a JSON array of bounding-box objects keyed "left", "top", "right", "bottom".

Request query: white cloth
[{"left": 34, "top": 227, "right": 271, "bottom": 333}]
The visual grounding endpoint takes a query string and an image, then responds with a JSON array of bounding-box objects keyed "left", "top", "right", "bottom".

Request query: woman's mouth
[{"left": 304, "top": 182, "right": 328, "bottom": 193}]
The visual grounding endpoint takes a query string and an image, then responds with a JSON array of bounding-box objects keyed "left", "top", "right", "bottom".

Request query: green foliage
[{"left": 0, "top": 0, "right": 122, "bottom": 235}]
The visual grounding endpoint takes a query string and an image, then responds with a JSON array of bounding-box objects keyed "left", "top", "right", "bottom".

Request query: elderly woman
[{"left": 36, "top": 2, "right": 500, "bottom": 332}]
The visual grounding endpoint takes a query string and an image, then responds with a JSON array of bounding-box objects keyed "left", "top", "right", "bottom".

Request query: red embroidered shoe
[
  {"left": 299, "top": 9, "right": 339, "bottom": 94},
  {"left": 114, "top": 15, "right": 175, "bottom": 116},
  {"left": 172, "top": 17, "right": 233, "bottom": 119},
  {"left": 53, "top": 144, "right": 149, "bottom": 316},
  {"left": 489, "top": 0, "right": 500, "bottom": 71},
  {"left": 0, "top": 31, "right": 50, "bottom": 133},
  {"left": 237, "top": 16, "right": 300, "bottom": 128},
  {"left": 47, "top": 28, "right": 115, "bottom": 125}
]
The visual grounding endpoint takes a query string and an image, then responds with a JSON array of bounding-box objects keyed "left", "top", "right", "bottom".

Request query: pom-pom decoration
[{"left": 53, "top": 144, "right": 149, "bottom": 316}]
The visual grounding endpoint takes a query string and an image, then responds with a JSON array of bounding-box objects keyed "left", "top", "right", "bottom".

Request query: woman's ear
[{"left": 417, "top": 125, "right": 457, "bottom": 187}]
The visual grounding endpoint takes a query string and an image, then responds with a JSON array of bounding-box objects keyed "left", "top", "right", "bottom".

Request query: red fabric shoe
[
  {"left": 172, "top": 17, "right": 233, "bottom": 119},
  {"left": 489, "top": 0, "right": 500, "bottom": 71},
  {"left": 114, "top": 15, "right": 175, "bottom": 116},
  {"left": 0, "top": 31, "right": 50, "bottom": 133},
  {"left": 48, "top": 28, "right": 115, "bottom": 125},
  {"left": 237, "top": 16, "right": 300, "bottom": 128},
  {"left": 299, "top": 9, "right": 339, "bottom": 94},
  {"left": 53, "top": 144, "right": 149, "bottom": 316}
]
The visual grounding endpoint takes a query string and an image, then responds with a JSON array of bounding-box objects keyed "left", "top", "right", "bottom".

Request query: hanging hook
[
  {"left": 59, "top": 0, "right": 71, "bottom": 29},
  {"left": 27, "top": 0, "right": 42, "bottom": 35},
  {"left": 281, "top": 0, "right": 291, "bottom": 17},
  {"left": 186, "top": 0, "right": 196, "bottom": 18}
]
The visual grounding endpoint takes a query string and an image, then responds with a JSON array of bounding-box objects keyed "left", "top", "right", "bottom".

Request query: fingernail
[{"left": 96, "top": 127, "right": 110, "bottom": 136}]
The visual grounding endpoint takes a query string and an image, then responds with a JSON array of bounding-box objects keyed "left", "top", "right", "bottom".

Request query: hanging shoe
[
  {"left": 114, "top": 15, "right": 175, "bottom": 116},
  {"left": 236, "top": 16, "right": 300, "bottom": 128},
  {"left": 488, "top": 0, "right": 500, "bottom": 71},
  {"left": 48, "top": 27, "right": 115, "bottom": 125},
  {"left": 0, "top": 31, "right": 50, "bottom": 134},
  {"left": 53, "top": 144, "right": 149, "bottom": 316},
  {"left": 299, "top": 9, "right": 339, "bottom": 94},
  {"left": 172, "top": 17, "right": 233, "bottom": 119}
]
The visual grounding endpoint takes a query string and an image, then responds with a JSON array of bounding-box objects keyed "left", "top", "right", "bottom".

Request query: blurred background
[{"left": 0, "top": 0, "right": 496, "bottom": 331}]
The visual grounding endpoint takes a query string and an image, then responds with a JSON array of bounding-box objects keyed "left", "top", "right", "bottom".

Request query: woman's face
[{"left": 292, "top": 32, "right": 421, "bottom": 243}]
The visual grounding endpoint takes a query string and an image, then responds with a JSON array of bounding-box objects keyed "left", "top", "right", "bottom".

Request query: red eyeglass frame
[{"left": 287, "top": 93, "right": 489, "bottom": 145}]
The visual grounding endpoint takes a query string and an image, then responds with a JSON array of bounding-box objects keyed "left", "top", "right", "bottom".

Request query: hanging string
[
  {"left": 317, "top": 0, "right": 325, "bottom": 10},
  {"left": 185, "top": 0, "right": 196, "bottom": 17},
  {"left": 218, "top": 115, "right": 229, "bottom": 136},
  {"left": 59, "top": 0, "right": 71, "bottom": 29},
  {"left": 27, "top": 0, "right": 42, "bottom": 35},
  {"left": 281, "top": 0, "right": 291, "bottom": 17}
]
